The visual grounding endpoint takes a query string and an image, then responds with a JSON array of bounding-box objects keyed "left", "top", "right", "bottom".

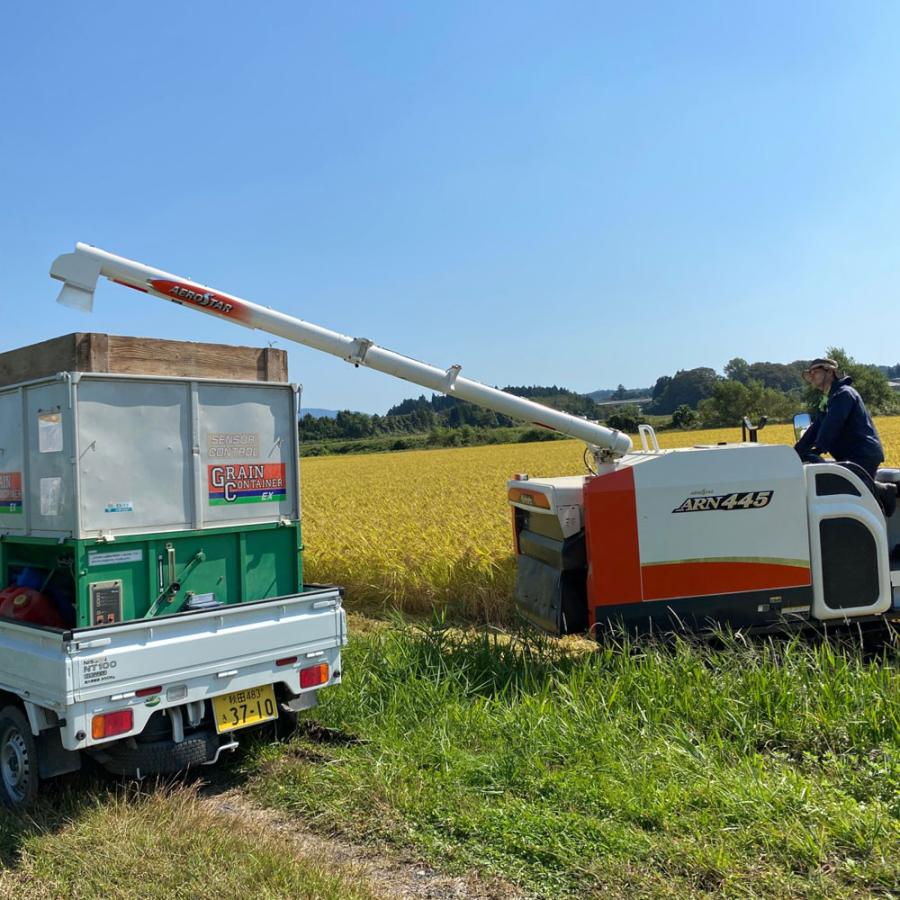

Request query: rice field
[{"left": 300, "top": 418, "right": 900, "bottom": 620}]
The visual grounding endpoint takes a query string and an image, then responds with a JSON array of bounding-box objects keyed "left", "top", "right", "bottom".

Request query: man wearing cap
[{"left": 794, "top": 358, "right": 885, "bottom": 478}]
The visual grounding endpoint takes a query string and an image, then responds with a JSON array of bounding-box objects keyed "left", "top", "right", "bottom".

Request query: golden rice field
[{"left": 300, "top": 418, "right": 900, "bottom": 621}]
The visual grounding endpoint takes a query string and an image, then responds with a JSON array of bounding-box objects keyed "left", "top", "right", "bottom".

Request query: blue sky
[{"left": 2, "top": 3, "right": 899, "bottom": 413}]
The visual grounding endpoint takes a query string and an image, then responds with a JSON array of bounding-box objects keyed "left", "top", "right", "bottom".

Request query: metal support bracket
[
  {"left": 347, "top": 338, "right": 373, "bottom": 367},
  {"left": 445, "top": 364, "right": 462, "bottom": 391}
]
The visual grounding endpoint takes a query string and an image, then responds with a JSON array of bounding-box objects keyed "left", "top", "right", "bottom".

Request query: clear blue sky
[{"left": 3, "top": 3, "right": 899, "bottom": 413}]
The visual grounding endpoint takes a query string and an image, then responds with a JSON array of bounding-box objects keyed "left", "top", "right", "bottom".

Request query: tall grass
[{"left": 249, "top": 622, "right": 900, "bottom": 898}]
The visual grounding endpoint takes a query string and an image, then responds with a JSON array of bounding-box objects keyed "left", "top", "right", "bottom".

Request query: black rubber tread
[
  {"left": 0, "top": 705, "right": 39, "bottom": 811},
  {"left": 99, "top": 731, "right": 219, "bottom": 777}
]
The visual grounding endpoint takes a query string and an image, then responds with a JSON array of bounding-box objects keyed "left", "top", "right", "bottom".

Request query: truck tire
[
  {"left": 100, "top": 731, "right": 219, "bottom": 777},
  {"left": 0, "top": 705, "right": 39, "bottom": 811},
  {"left": 275, "top": 708, "right": 300, "bottom": 739}
]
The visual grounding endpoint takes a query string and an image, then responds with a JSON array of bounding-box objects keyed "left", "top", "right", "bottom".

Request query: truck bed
[{"left": 0, "top": 586, "right": 345, "bottom": 750}]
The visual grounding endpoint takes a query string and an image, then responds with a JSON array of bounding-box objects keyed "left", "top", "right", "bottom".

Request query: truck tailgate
[
  {"left": 68, "top": 587, "right": 345, "bottom": 703},
  {"left": 0, "top": 620, "right": 73, "bottom": 711}
]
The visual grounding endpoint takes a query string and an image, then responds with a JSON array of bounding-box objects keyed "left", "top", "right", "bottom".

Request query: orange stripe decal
[{"left": 641, "top": 561, "right": 811, "bottom": 602}]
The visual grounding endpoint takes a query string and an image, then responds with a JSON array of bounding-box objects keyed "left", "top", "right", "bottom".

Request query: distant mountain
[{"left": 301, "top": 408, "right": 339, "bottom": 419}]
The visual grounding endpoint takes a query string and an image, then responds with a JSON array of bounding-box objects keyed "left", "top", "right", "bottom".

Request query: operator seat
[
  {"left": 876, "top": 469, "right": 900, "bottom": 557},
  {"left": 840, "top": 462, "right": 897, "bottom": 519},
  {"left": 800, "top": 450, "right": 898, "bottom": 518}
]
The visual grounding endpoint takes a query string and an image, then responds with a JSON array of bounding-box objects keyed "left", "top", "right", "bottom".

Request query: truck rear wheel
[
  {"left": 0, "top": 706, "right": 39, "bottom": 811},
  {"left": 99, "top": 731, "right": 219, "bottom": 777}
]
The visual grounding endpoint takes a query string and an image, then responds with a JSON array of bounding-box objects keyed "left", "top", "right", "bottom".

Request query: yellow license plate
[{"left": 212, "top": 684, "right": 278, "bottom": 734}]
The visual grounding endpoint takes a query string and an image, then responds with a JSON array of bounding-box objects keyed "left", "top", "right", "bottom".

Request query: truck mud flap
[{"left": 514, "top": 554, "right": 587, "bottom": 635}]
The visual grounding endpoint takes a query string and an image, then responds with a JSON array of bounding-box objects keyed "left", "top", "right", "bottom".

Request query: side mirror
[{"left": 793, "top": 412, "right": 811, "bottom": 442}]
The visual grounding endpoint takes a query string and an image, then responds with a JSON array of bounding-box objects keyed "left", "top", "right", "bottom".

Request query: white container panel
[
  {"left": 197, "top": 383, "right": 298, "bottom": 526},
  {"left": 0, "top": 391, "right": 25, "bottom": 534},
  {"left": 77, "top": 380, "right": 192, "bottom": 535},
  {"left": 633, "top": 445, "right": 810, "bottom": 568},
  {"left": 26, "top": 382, "right": 75, "bottom": 537}
]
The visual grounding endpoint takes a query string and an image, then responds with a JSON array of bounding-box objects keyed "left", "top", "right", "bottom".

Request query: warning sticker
[
  {"left": 88, "top": 549, "right": 143, "bottom": 567},
  {"left": 38, "top": 412, "right": 63, "bottom": 453},
  {"left": 0, "top": 472, "right": 22, "bottom": 514},
  {"left": 208, "top": 463, "right": 286, "bottom": 505},
  {"left": 40, "top": 477, "right": 62, "bottom": 517}
]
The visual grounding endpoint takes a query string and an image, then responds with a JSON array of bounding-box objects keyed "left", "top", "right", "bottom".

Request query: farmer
[{"left": 794, "top": 357, "right": 884, "bottom": 479}]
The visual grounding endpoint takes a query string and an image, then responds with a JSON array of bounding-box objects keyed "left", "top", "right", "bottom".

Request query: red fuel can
[{"left": 0, "top": 587, "right": 68, "bottom": 629}]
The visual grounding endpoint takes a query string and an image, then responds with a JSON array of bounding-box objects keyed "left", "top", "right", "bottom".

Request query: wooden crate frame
[{"left": 0, "top": 333, "right": 287, "bottom": 387}]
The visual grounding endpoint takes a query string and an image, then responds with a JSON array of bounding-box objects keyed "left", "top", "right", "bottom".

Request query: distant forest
[
  {"left": 298, "top": 385, "right": 594, "bottom": 442},
  {"left": 298, "top": 352, "right": 900, "bottom": 445}
]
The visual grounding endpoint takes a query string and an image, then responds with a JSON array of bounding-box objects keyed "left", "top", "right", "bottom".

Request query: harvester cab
[{"left": 50, "top": 243, "right": 900, "bottom": 637}]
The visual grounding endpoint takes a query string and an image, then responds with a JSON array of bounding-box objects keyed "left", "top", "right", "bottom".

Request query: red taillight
[
  {"left": 300, "top": 663, "right": 328, "bottom": 689},
  {"left": 276, "top": 656, "right": 298, "bottom": 667},
  {"left": 135, "top": 686, "right": 162, "bottom": 698},
  {"left": 91, "top": 708, "right": 134, "bottom": 740}
]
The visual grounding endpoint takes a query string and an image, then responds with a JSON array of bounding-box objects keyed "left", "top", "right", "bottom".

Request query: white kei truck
[{"left": 0, "top": 333, "right": 346, "bottom": 810}]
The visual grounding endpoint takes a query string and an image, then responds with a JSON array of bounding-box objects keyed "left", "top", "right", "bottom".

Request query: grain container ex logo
[
  {"left": 0, "top": 472, "right": 22, "bottom": 514},
  {"left": 208, "top": 464, "right": 286, "bottom": 505}
]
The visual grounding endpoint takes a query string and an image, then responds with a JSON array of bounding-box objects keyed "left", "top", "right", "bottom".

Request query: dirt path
[{"left": 197, "top": 783, "right": 528, "bottom": 900}]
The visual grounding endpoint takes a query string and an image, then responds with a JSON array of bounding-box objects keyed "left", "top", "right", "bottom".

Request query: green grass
[
  {"left": 246, "top": 620, "right": 900, "bottom": 898},
  {"left": 0, "top": 783, "right": 378, "bottom": 900}
]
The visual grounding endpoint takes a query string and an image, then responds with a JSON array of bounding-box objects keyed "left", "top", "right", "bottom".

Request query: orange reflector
[
  {"left": 300, "top": 663, "right": 328, "bottom": 689},
  {"left": 507, "top": 487, "right": 550, "bottom": 509},
  {"left": 91, "top": 708, "right": 134, "bottom": 740}
]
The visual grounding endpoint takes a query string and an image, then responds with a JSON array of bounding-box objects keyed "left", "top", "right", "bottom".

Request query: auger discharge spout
[{"left": 50, "top": 243, "right": 633, "bottom": 460}]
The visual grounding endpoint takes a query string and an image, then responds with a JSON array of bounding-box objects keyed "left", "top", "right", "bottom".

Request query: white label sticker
[
  {"left": 38, "top": 412, "right": 63, "bottom": 453},
  {"left": 104, "top": 501, "right": 134, "bottom": 514},
  {"left": 40, "top": 476, "right": 62, "bottom": 516},
  {"left": 88, "top": 549, "right": 143, "bottom": 567}
]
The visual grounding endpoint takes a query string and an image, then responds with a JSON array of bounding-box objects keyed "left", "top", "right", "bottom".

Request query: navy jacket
[{"left": 794, "top": 376, "right": 884, "bottom": 469}]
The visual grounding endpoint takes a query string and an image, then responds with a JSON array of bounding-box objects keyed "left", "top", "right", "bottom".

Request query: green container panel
[{"left": 0, "top": 522, "right": 303, "bottom": 628}]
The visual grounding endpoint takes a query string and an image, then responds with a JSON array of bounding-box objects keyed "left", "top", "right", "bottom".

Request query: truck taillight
[
  {"left": 300, "top": 663, "right": 328, "bottom": 689},
  {"left": 91, "top": 709, "right": 134, "bottom": 740}
]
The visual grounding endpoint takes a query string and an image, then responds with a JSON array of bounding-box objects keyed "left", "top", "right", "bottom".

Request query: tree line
[
  {"left": 607, "top": 348, "right": 898, "bottom": 433},
  {"left": 299, "top": 351, "right": 899, "bottom": 444},
  {"left": 298, "top": 386, "right": 593, "bottom": 443}
]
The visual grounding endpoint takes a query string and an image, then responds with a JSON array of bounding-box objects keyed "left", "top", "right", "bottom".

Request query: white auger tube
[{"left": 50, "top": 242, "right": 633, "bottom": 458}]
